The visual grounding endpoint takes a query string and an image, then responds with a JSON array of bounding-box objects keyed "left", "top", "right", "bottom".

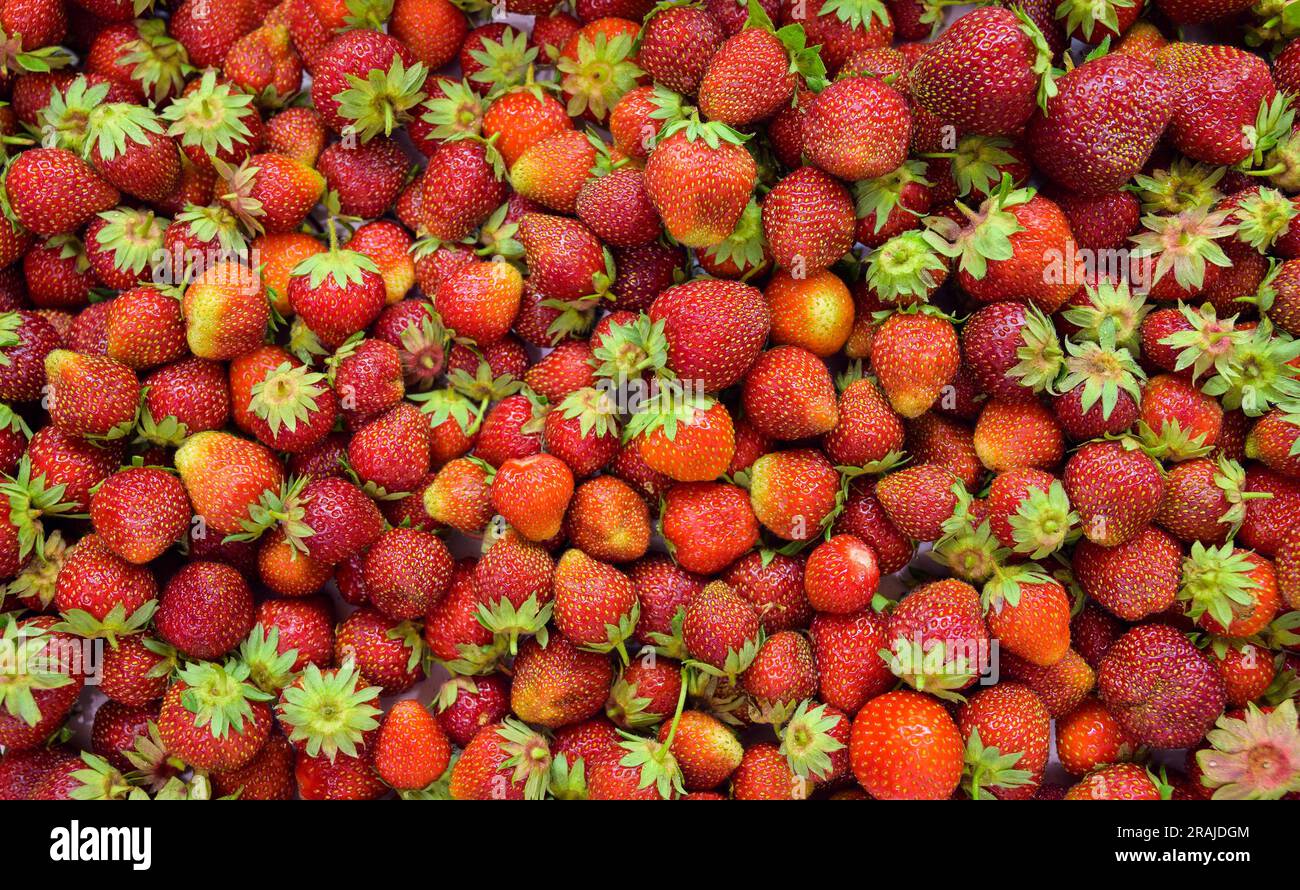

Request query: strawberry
[
  {"left": 659, "top": 710, "right": 743, "bottom": 792},
  {"left": 52, "top": 533, "right": 156, "bottom": 640},
  {"left": 510, "top": 635, "right": 613, "bottom": 729},
  {"left": 1055, "top": 697, "right": 1135, "bottom": 776},
  {"left": 316, "top": 137, "right": 408, "bottom": 219},
  {"left": 809, "top": 608, "right": 893, "bottom": 713},
  {"left": 348, "top": 402, "right": 432, "bottom": 494},
  {"left": 433, "top": 260, "right": 523, "bottom": 346},
  {"left": 723, "top": 550, "right": 810, "bottom": 632},
  {"left": 98, "top": 635, "right": 171, "bottom": 707},
  {"left": 884, "top": 578, "right": 990, "bottom": 695},
  {"left": 648, "top": 278, "right": 769, "bottom": 390},
  {"left": 1098, "top": 623, "right": 1226, "bottom": 748},
  {"left": 747, "top": 448, "right": 840, "bottom": 541},
  {"left": 154, "top": 560, "right": 255, "bottom": 660},
  {"left": 44, "top": 349, "right": 140, "bottom": 439},
  {"left": 157, "top": 661, "right": 273, "bottom": 772},
  {"left": 5, "top": 147, "right": 120, "bottom": 237},
  {"left": 475, "top": 529, "right": 556, "bottom": 652},
  {"left": 224, "top": 24, "right": 303, "bottom": 104},
  {"left": 89, "top": 467, "right": 190, "bottom": 565},
  {"left": 1026, "top": 53, "right": 1172, "bottom": 196},
  {"left": 435, "top": 675, "right": 511, "bottom": 748},
  {"left": 683, "top": 580, "right": 763, "bottom": 677},
  {"left": 850, "top": 689, "right": 964, "bottom": 800},
  {"left": 0, "top": 311, "right": 60, "bottom": 403},
  {"left": 907, "top": 6, "right": 1055, "bottom": 137},
  {"left": 295, "top": 749, "right": 387, "bottom": 800},
  {"left": 643, "top": 124, "right": 757, "bottom": 248},
  {"left": 362, "top": 527, "right": 452, "bottom": 621},
  {"left": 422, "top": 458, "right": 493, "bottom": 535},
  {"left": 553, "top": 549, "right": 639, "bottom": 660},
  {"left": 741, "top": 630, "right": 817, "bottom": 723},
  {"left": 1073, "top": 525, "right": 1181, "bottom": 622},
  {"left": 971, "top": 399, "right": 1063, "bottom": 473},
  {"left": 420, "top": 140, "right": 508, "bottom": 241},
  {"left": 957, "top": 682, "right": 1050, "bottom": 799},
  {"left": 1063, "top": 440, "right": 1165, "bottom": 547},
  {"left": 833, "top": 481, "right": 915, "bottom": 573},
  {"left": 660, "top": 482, "right": 759, "bottom": 574},
  {"left": 0, "top": 620, "right": 84, "bottom": 751},
  {"left": 630, "top": 555, "right": 704, "bottom": 646},
  {"left": 741, "top": 346, "right": 839, "bottom": 440},
  {"left": 1181, "top": 543, "right": 1279, "bottom": 637},
  {"left": 761, "top": 166, "right": 855, "bottom": 272},
  {"left": 823, "top": 377, "right": 905, "bottom": 467},
  {"left": 765, "top": 269, "right": 854, "bottom": 358},
  {"left": 1240, "top": 464, "right": 1300, "bottom": 557},
  {"left": 182, "top": 260, "right": 270, "bottom": 360},
  {"left": 26, "top": 427, "right": 121, "bottom": 512},
  {"left": 1208, "top": 641, "right": 1276, "bottom": 708},
  {"left": 1247, "top": 409, "right": 1300, "bottom": 477},
  {"left": 231, "top": 347, "right": 338, "bottom": 454},
  {"left": 555, "top": 17, "right": 642, "bottom": 123},
  {"left": 875, "top": 463, "right": 962, "bottom": 541},
  {"left": 606, "top": 657, "right": 682, "bottom": 729},
  {"left": 871, "top": 311, "right": 961, "bottom": 419},
  {"left": 638, "top": 4, "right": 725, "bottom": 94},
  {"left": 491, "top": 453, "right": 575, "bottom": 542},
  {"left": 103, "top": 285, "right": 188, "bottom": 371},
  {"left": 82, "top": 102, "right": 181, "bottom": 203},
  {"left": 1194, "top": 701, "right": 1300, "bottom": 800},
  {"left": 804, "top": 75, "right": 910, "bottom": 181},
  {"left": 449, "top": 720, "right": 552, "bottom": 800},
  {"left": 985, "top": 577, "right": 1071, "bottom": 667},
  {"left": 509, "top": 129, "right": 597, "bottom": 216},
  {"left": 309, "top": 29, "right": 426, "bottom": 138},
  {"left": 288, "top": 241, "right": 386, "bottom": 350},
  {"left": 336, "top": 607, "right": 424, "bottom": 694},
  {"left": 1064, "top": 762, "right": 1166, "bottom": 800},
  {"left": 731, "top": 742, "right": 799, "bottom": 799},
  {"left": 373, "top": 699, "right": 451, "bottom": 792},
  {"left": 696, "top": 6, "right": 813, "bottom": 126},
  {"left": 212, "top": 731, "right": 296, "bottom": 801},
  {"left": 254, "top": 598, "right": 334, "bottom": 673},
  {"left": 565, "top": 475, "right": 650, "bottom": 562}
]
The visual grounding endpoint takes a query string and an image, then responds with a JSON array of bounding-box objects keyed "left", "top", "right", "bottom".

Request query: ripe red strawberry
[
  {"left": 884, "top": 578, "right": 990, "bottom": 695},
  {"left": 373, "top": 700, "right": 452, "bottom": 792},
  {"left": 5, "top": 147, "right": 120, "bottom": 236},
  {"left": 722, "top": 551, "right": 809, "bottom": 633},
  {"left": 348, "top": 402, "right": 432, "bottom": 495},
  {"left": 761, "top": 166, "right": 855, "bottom": 272},
  {"left": 421, "top": 141, "right": 508, "bottom": 241},
  {"left": 660, "top": 482, "right": 759, "bottom": 574},
  {"left": 741, "top": 346, "right": 839, "bottom": 440},
  {"left": 957, "top": 682, "right": 1051, "bottom": 799},
  {"left": 434, "top": 675, "right": 511, "bottom": 748},
  {"left": 747, "top": 448, "right": 840, "bottom": 541},
  {"left": 822, "top": 377, "right": 905, "bottom": 467},
  {"left": 1240, "top": 464, "right": 1300, "bottom": 557},
  {"left": 174, "top": 431, "right": 283, "bottom": 538},
  {"left": 288, "top": 245, "right": 386, "bottom": 351},
  {"left": 1055, "top": 697, "right": 1135, "bottom": 776},
  {"left": 985, "top": 577, "right": 1071, "bottom": 668},
  {"left": 871, "top": 312, "right": 961, "bottom": 419},
  {"left": 0, "top": 311, "right": 60, "bottom": 403},
  {"left": 575, "top": 167, "right": 662, "bottom": 249},
  {"left": 155, "top": 561, "right": 256, "bottom": 660},
  {"left": 875, "top": 463, "right": 962, "bottom": 541},
  {"left": 474, "top": 529, "right": 556, "bottom": 652},
  {"left": 316, "top": 137, "right": 408, "bottom": 219},
  {"left": 648, "top": 278, "right": 769, "bottom": 390},
  {"left": 103, "top": 285, "right": 188, "bottom": 371},
  {"left": 510, "top": 635, "right": 614, "bottom": 729},
  {"left": 294, "top": 476, "right": 383, "bottom": 567},
  {"left": 1027, "top": 53, "right": 1172, "bottom": 195},
  {"left": 1064, "top": 762, "right": 1166, "bottom": 800},
  {"left": 309, "top": 28, "right": 425, "bottom": 136},
  {"left": 44, "top": 349, "right": 140, "bottom": 439},
  {"left": 449, "top": 720, "right": 552, "bottom": 800},
  {"left": 741, "top": 630, "right": 817, "bottom": 723},
  {"left": 83, "top": 102, "right": 181, "bottom": 203},
  {"left": 218, "top": 153, "right": 324, "bottom": 234},
  {"left": 158, "top": 661, "right": 273, "bottom": 772},
  {"left": 683, "top": 580, "right": 763, "bottom": 677},
  {"left": 630, "top": 555, "right": 704, "bottom": 646},
  {"left": 696, "top": 13, "right": 806, "bottom": 126},
  {"left": 1073, "top": 525, "right": 1181, "bottom": 622},
  {"left": 659, "top": 710, "right": 744, "bottom": 792},
  {"left": 362, "top": 527, "right": 452, "bottom": 621},
  {"left": 335, "top": 607, "right": 424, "bottom": 694},
  {"left": 833, "top": 482, "right": 916, "bottom": 574},
  {"left": 1156, "top": 42, "right": 1280, "bottom": 167},
  {"left": 850, "top": 689, "right": 964, "bottom": 799},
  {"left": 89, "top": 467, "right": 190, "bottom": 565},
  {"left": 433, "top": 260, "right": 523, "bottom": 346},
  {"left": 1063, "top": 440, "right": 1165, "bottom": 547},
  {"left": 489, "top": 453, "right": 574, "bottom": 542},
  {"left": 1098, "top": 623, "right": 1226, "bottom": 748},
  {"left": 553, "top": 548, "right": 639, "bottom": 660},
  {"left": 638, "top": 5, "right": 725, "bottom": 94},
  {"left": 52, "top": 532, "right": 156, "bottom": 637},
  {"left": 295, "top": 749, "right": 386, "bottom": 800},
  {"left": 731, "top": 742, "right": 798, "bottom": 799},
  {"left": 643, "top": 127, "right": 757, "bottom": 248},
  {"left": 804, "top": 75, "right": 910, "bottom": 181},
  {"left": 211, "top": 730, "right": 296, "bottom": 800}
]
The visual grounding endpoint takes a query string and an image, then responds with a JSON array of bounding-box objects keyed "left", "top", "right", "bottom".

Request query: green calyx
[
  {"left": 36, "top": 76, "right": 109, "bottom": 154},
  {"left": 335, "top": 56, "right": 429, "bottom": 142},
  {"left": 702, "top": 199, "right": 767, "bottom": 275},
  {"left": 557, "top": 31, "right": 643, "bottom": 121},
  {"left": 1197, "top": 700, "right": 1300, "bottom": 800},
  {"left": 409, "top": 386, "right": 483, "bottom": 437},
  {"left": 475, "top": 593, "right": 553, "bottom": 656},
  {"left": 176, "top": 659, "right": 274, "bottom": 740},
  {"left": 1057, "top": 330, "right": 1146, "bottom": 420},
  {"left": 0, "top": 30, "right": 71, "bottom": 77},
  {"left": 3, "top": 528, "right": 65, "bottom": 611},
  {"left": 277, "top": 660, "right": 382, "bottom": 761},
  {"left": 605, "top": 670, "right": 663, "bottom": 730},
  {"left": 467, "top": 28, "right": 536, "bottom": 96},
  {"left": 1159, "top": 301, "right": 1243, "bottom": 383},
  {"left": 651, "top": 85, "right": 750, "bottom": 149},
  {"left": 420, "top": 78, "right": 484, "bottom": 142},
  {"left": 1, "top": 456, "right": 83, "bottom": 565},
  {"left": 292, "top": 247, "right": 380, "bottom": 290},
  {"left": 1061, "top": 277, "right": 1149, "bottom": 352},
  {"left": 495, "top": 717, "right": 554, "bottom": 801},
  {"left": 68, "top": 752, "right": 137, "bottom": 801},
  {"left": 1129, "top": 208, "right": 1237, "bottom": 293},
  {"left": 343, "top": 0, "right": 394, "bottom": 30},
  {"left": 1231, "top": 186, "right": 1298, "bottom": 252},
  {"left": 94, "top": 208, "right": 167, "bottom": 276},
  {"left": 134, "top": 405, "right": 190, "bottom": 449},
  {"left": 239, "top": 624, "right": 299, "bottom": 694},
  {"left": 225, "top": 475, "right": 314, "bottom": 551},
  {"left": 1131, "top": 160, "right": 1224, "bottom": 214},
  {"left": 0, "top": 314, "right": 21, "bottom": 366},
  {"left": 879, "top": 635, "right": 976, "bottom": 702},
  {"left": 0, "top": 617, "right": 76, "bottom": 727},
  {"left": 213, "top": 157, "right": 267, "bottom": 234},
  {"left": 866, "top": 229, "right": 947, "bottom": 303},
  {"left": 855, "top": 160, "right": 929, "bottom": 235},
  {"left": 1007, "top": 303, "right": 1065, "bottom": 394},
  {"left": 1134, "top": 418, "right": 1213, "bottom": 462},
  {"left": 1239, "top": 93, "right": 1296, "bottom": 173},
  {"left": 83, "top": 102, "right": 164, "bottom": 163},
  {"left": 54, "top": 600, "right": 157, "bottom": 646},
  {"left": 250, "top": 362, "right": 328, "bottom": 436},
  {"left": 962, "top": 726, "right": 1033, "bottom": 800},
  {"left": 446, "top": 359, "right": 522, "bottom": 405},
  {"left": 120, "top": 18, "right": 191, "bottom": 104},
  {"left": 592, "top": 314, "right": 669, "bottom": 380},
  {"left": 780, "top": 699, "right": 846, "bottom": 783},
  {"left": 163, "top": 70, "right": 255, "bottom": 160},
  {"left": 622, "top": 386, "right": 714, "bottom": 443},
  {"left": 1179, "top": 541, "right": 1260, "bottom": 630},
  {"left": 1008, "top": 481, "right": 1078, "bottom": 559},
  {"left": 554, "top": 387, "right": 621, "bottom": 440},
  {"left": 1213, "top": 455, "right": 1271, "bottom": 538},
  {"left": 923, "top": 175, "right": 1031, "bottom": 281},
  {"left": 818, "top": 0, "right": 890, "bottom": 29},
  {"left": 548, "top": 752, "right": 588, "bottom": 800},
  {"left": 174, "top": 203, "right": 248, "bottom": 257},
  {"left": 949, "top": 135, "right": 1018, "bottom": 199},
  {"left": 1053, "top": 0, "right": 1133, "bottom": 41},
  {"left": 1201, "top": 320, "right": 1300, "bottom": 416},
  {"left": 1013, "top": 5, "right": 1060, "bottom": 111}
]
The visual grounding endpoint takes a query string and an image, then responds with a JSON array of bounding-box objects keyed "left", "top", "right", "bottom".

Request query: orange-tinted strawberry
[
  {"left": 174, "top": 430, "right": 284, "bottom": 537},
  {"left": 643, "top": 127, "right": 756, "bottom": 248},
  {"left": 218, "top": 152, "right": 324, "bottom": 235},
  {"left": 373, "top": 699, "right": 451, "bottom": 792},
  {"left": 182, "top": 260, "right": 270, "bottom": 360},
  {"left": 741, "top": 346, "right": 839, "bottom": 440},
  {"left": 509, "top": 128, "right": 597, "bottom": 215},
  {"left": 747, "top": 448, "right": 840, "bottom": 541},
  {"left": 511, "top": 635, "right": 614, "bottom": 729},
  {"left": 433, "top": 260, "right": 523, "bottom": 346},
  {"left": 491, "top": 453, "right": 575, "bottom": 542},
  {"left": 659, "top": 710, "right": 743, "bottom": 792},
  {"left": 986, "top": 577, "right": 1071, "bottom": 667},
  {"left": 871, "top": 311, "right": 961, "bottom": 419},
  {"left": 565, "top": 475, "right": 651, "bottom": 562},
  {"left": 157, "top": 661, "right": 272, "bottom": 772},
  {"left": 850, "top": 689, "right": 964, "bottom": 800}
]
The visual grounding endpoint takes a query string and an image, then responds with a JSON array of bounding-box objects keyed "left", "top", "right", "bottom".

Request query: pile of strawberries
[{"left": 0, "top": 0, "right": 1299, "bottom": 803}]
